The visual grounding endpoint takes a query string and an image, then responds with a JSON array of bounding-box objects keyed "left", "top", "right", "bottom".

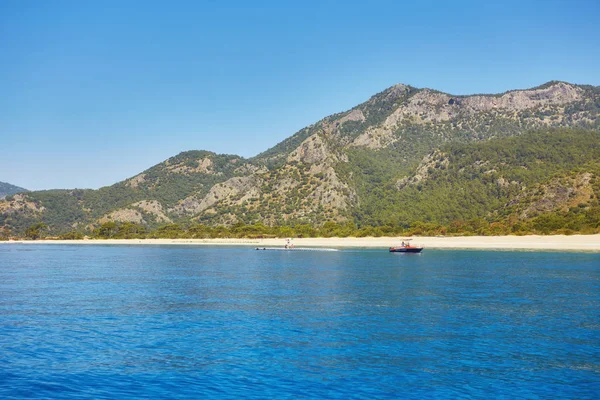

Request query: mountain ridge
[
  {"left": 1, "top": 80, "right": 599, "bottom": 236},
  {"left": 0, "top": 182, "right": 27, "bottom": 200}
]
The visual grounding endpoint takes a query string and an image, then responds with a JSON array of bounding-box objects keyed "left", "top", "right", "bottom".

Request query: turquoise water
[{"left": 1, "top": 245, "right": 599, "bottom": 399}]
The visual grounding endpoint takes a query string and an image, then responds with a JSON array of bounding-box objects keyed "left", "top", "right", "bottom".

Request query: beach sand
[{"left": 3, "top": 235, "right": 600, "bottom": 251}]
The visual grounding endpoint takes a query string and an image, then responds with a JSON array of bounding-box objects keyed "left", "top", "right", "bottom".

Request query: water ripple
[{"left": 0, "top": 246, "right": 598, "bottom": 399}]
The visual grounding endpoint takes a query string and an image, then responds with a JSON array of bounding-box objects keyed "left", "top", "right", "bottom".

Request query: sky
[{"left": 1, "top": 0, "right": 599, "bottom": 190}]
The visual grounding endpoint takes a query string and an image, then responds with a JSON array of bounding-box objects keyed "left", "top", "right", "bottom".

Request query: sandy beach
[{"left": 3, "top": 234, "right": 600, "bottom": 251}]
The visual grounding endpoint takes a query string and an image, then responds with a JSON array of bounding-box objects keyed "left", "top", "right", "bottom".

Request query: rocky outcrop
[
  {"left": 99, "top": 209, "right": 145, "bottom": 224},
  {"left": 307, "top": 166, "right": 354, "bottom": 210},
  {"left": 383, "top": 83, "right": 411, "bottom": 101},
  {"left": 351, "top": 125, "right": 399, "bottom": 149},
  {"left": 351, "top": 82, "right": 585, "bottom": 149},
  {"left": 172, "top": 175, "right": 262, "bottom": 215},
  {"left": 166, "top": 157, "right": 214, "bottom": 175},
  {"left": 287, "top": 134, "right": 333, "bottom": 164},
  {"left": 352, "top": 89, "right": 452, "bottom": 148},
  {"left": 394, "top": 82, "right": 582, "bottom": 122},
  {"left": 337, "top": 109, "right": 365, "bottom": 124},
  {"left": 125, "top": 173, "right": 146, "bottom": 189},
  {"left": 131, "top": 200, "right": 172, "bottom": 223},
  {"left": 0, "top": 193, "right": 45, "bottom": 214},
  {"left": 462, "top": 82, "right": 583, "bottom": 112}
]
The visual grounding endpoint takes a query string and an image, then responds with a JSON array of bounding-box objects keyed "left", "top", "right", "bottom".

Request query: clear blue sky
[{"left": 1, "top": 0, "right": 598, "bottom": 190}]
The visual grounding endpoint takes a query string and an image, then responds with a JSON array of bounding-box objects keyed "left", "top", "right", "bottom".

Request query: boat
[{"left": 389, "top": 239, "right": 423, "bottom": 253}]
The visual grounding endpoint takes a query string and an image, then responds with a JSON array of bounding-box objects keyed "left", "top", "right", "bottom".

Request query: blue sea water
[{"left": 0, "top": 245, "right": 599, "bottom": 399}]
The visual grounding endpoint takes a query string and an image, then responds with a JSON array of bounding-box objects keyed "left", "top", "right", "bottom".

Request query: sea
[{"left": 0, "top": 244, "right": 598, "bottom": 399}]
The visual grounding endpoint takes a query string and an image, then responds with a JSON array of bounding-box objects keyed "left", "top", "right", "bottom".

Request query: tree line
[{"left": 6, "top": 211, "right": 599, "bottom": 241}]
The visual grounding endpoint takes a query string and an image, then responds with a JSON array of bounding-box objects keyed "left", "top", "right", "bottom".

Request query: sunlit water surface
[{"left": 1, "top": 245, "right": 599, "bottom": 399}]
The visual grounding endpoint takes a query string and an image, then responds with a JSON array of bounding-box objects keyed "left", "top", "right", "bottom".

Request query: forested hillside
[
  {"left": 1, "top": 81, "right": 599, "bottom": 238},
  {"left": 350, "top": 129, "right": 600, "bottom": 226}
]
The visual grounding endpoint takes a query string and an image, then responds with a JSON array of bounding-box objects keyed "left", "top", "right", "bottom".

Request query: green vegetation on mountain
[
  {"left": 348, "top": 129, "right": 600, "bottom": 229},
  {"left": 1, "top": 81, "right": 600, "bottom": 238},
  {"left": 0, "top": 151, "right": 245, "bottom": 234}
]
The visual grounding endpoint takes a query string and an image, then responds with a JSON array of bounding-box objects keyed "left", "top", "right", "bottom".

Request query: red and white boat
[{"left": 389, "top": 239, "right": 423, "bottom": 253}]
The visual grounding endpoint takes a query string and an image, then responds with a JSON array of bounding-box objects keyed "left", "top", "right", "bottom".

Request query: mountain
[
  {"left": 1, "top": 81, "right": 599, "bottom": 236},
  {"left": 0, "top": 182, "right": 27, "bottom": 199}
]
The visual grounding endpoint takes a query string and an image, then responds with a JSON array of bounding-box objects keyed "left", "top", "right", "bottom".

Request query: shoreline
[{"left": 2, "top": 234, "right": 600, "bottom": 251}]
